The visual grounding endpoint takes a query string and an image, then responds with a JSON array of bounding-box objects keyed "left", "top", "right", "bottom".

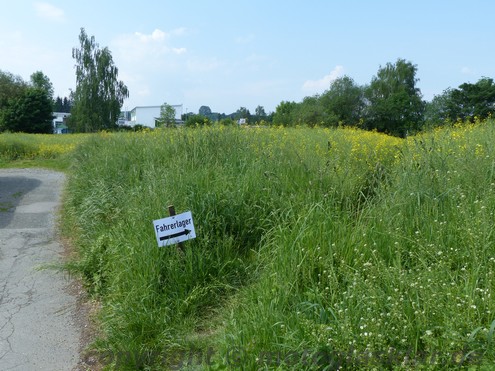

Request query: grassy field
[
  {"left": 0, "top": 132, "right": 90, "bottom": 170},
  {"left": 2, "top": 123, "right": 495, "bottom": 369}
]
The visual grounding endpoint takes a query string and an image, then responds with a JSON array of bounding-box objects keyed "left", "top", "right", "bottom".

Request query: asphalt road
[{"left": 0, "top": 169, "right": 80, "bottom": 370}]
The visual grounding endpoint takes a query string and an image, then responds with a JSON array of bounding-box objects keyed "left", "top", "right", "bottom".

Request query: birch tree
[{"left": 70, "top": 28, "right": 129, "bottom": 132}]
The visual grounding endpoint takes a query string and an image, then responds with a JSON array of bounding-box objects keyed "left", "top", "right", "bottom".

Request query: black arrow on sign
[{"left": 159, "top": 229, "right": 191, "bottom": 241}]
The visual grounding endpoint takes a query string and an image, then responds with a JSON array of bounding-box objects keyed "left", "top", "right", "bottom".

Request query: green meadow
[{"left": 2, "top": 123, "right": 495, "bottom": 369}]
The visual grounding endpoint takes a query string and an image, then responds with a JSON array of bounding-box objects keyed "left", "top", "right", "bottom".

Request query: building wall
[
  {"left": 130, "top": 105, "right": 183, "bottom": 128},
  {"left": 130, "top": 106, "right": 159, "bottom": 127}
]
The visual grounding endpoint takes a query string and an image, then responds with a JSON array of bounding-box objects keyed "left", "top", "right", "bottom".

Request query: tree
[
  {"left": 3, "top": 88, "right": 54, "bottom": 133},
  {"left": 0, "top": 71, "right": 27, "bottom": 130},
  {"left": 450, "top": 77, "right": 495, "bottom": 121},
  {"left": 54, "top": 96, "right": 73, "bottom": 112},
  {"left": 293, "top": 95, "right": 328, "bottom": 127},
  {"left": 30, "top": 71, "right": 54, "bottom": 102},
  {"left": 424, "top": 88, "right": 455, "bottom": 127},
  {"left": 184, "top": 114, "right": 211, "bottom": 127},
  {"left": 255, "top": 105, "right": 266, "bottom": 118},
  {"left": 364, "top": 59, "right": 425, "bottom": 137},
  {"left": 254, "top": 105, "right": 267, "bottom": 123},
  {"left": 70, "top": 28, "right": 129, "bottom": 132},
  {"left": 0, "top": 70, "right": 28, "bottom": 110},
  {"left": 234, "top": 107, "right": 251, "bottom": 122},
  {"left": 273, "top": 101, "right": 297, "bottom": 126},
  {"left": 219, "top": 117, "right": 234, "bottom": 126},
  {"left": 425, "top": 77, "right": 495, "bottom": 126},
  {"left": 157, "top": 102, "right": 176, "bottom": 127},
  {"left": 63, "top": 96, "right": 72, "bottom": 112},
  {"left": 320, "top": 76, "right": 365, "bottom": 126},
  {"left": 54, "top": 96, "right": 63, "bottom": 112},
  {"left": 198, "top": 105, "right": 212, "bottom": 116},
  {"left": 0, "top": 70, "right": 55, "bottom": 133}
]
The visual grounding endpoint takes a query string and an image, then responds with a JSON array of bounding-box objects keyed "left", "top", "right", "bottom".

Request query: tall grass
[
  {"left": 0, "top": 132, "right": 89, "bottom": 169},
  {"left": 61, "top": 123, "right": 495, "bottom": 369}
]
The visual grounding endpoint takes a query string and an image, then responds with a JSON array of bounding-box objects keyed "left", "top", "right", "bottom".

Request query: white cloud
[
  {"left": 113, "top": 28, "right": 187, "bottom": 61},
  {"left": 134, "top": 28, "right": 186, "bottom": 43},
  {"left": 302, "top": 65, "right": 344, "bottom": 94},
  {"left": 34, "top": 2, "right": 65, "bottom": 22},
  {"left": 134, "top": 29, "right": 165, "bottom": 43},
  {"left": 135, "top": 29, "right": 167, "bottom": 43},
  {"left": 111, "top": 28, "right": 188, "bottom": 108}
]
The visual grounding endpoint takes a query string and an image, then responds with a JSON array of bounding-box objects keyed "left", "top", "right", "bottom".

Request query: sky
[{"left": 1, "top": 1, "right": 494, "bottom": 115}]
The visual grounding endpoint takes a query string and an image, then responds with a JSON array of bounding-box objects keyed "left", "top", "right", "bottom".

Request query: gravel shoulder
[{"left": 0, "top": 168, "right": 95, "bottom": 371}]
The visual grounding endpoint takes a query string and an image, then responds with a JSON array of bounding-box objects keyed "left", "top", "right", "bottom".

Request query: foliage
[
  {"left": 270, "top": 62, "right": 426, "bottom": 135},
  {"left": 254, "top": 105, "right": 266, "bottom": 119},
  {"left": 426, "top": 78, "right": 495, "bottom": 126},
  {"left": 70, "top": 28, "right": 129, "bottom": 132},
  {"left": 198, "top": 105, "right": 212, "bottom": 117},
  {"left": 157, "top": 102, "right": 177, "bottom": 128},
  {"left": 273, "top": 100, "right": 297, "bottom": 126},
  {"left": 265, "top": 59, "right": 495, "bottom": 136},
  {"left": 452, "top": 77, "right": 495, "bottom": 120},
  {"left": 424, "top": 88, "right": 453, "bottom": 128},
  {"left": 278, "top": 76, "right": 365, "bottom": 128},
  {"left": 30, "top": 71, "right": 54, "bottom": 102},
  {"left": 364, "top": 58, "right": 425, "bottom": 137},
  {"left": 0, "top": 70, "right": 28, "bottom": 108},
  {"left": 320, "top": 75, "right": 365, "bottom": 126},
  {"left": 234, "top": 106, "right": 251, "bottom": 122},
  {"left": 0, "top": 70, "right": 55, "bottom": 133},
  {"left": 293, "top": 95, "right": 328, "bottom": 127},
  {"left": 0, "top": 70, "right": 29, "bottom": 131},
  {"left": 2, "top": 88, "right": 54, "bottom": 133},
  {"left": 184, "top": 114, "right": 211, "bottom": 127},
  {"left": 219, "top": 117, "right": 235, "bottom": 126},
  {"left": 54, "top": 96, "right": 72, "bottom": 113}
]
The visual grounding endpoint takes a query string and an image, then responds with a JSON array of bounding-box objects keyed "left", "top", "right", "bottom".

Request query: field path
[{"left": 0, "top": 169, "right": 82, "bottom": 371}]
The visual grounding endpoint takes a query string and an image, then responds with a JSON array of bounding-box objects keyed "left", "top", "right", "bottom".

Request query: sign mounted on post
[{"left": 153, "top": 211, "right": 196, "bottom": 247}]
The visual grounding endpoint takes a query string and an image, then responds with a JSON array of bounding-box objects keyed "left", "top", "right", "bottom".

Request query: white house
[
  {"left": 53, "top": 112, "right": 70, "bottom": 134},
  {"left": 129, "top": 104, "right": 183, "bottom": 128}
]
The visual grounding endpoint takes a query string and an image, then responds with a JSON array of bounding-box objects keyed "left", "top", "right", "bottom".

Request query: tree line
[
  {"left": 176, "top": 105, "right": 270, "bottom": 127},
  {"left": 270, "top": 59, "right": 495, "bottom": 137},
  {"left": 1, "top": 27, "right": 494, "bottom": 135},
  {"left": 184, "top": 59, "right": 495, "bottom": 137}
]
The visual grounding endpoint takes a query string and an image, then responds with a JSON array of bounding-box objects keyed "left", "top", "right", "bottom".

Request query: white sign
[{"left": 153, "top": 211, "right": 196, "bottom": 247}]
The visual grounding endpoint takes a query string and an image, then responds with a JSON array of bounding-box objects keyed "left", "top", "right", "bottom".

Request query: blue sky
[{"left": 1, "top": 1, "right": 494, "bottom": 115}]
